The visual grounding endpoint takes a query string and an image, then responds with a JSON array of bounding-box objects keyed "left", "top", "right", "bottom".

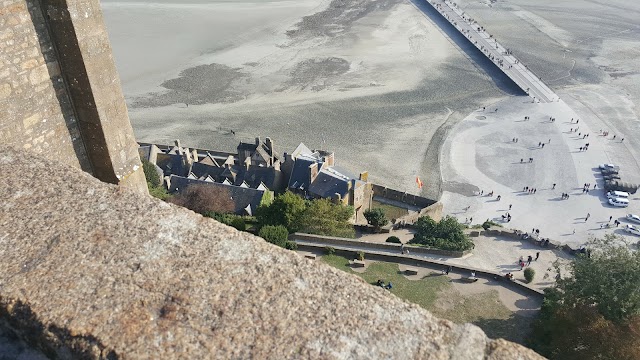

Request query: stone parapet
[{"left": 0, "top": 146, "right": 544, "bottom": 359}]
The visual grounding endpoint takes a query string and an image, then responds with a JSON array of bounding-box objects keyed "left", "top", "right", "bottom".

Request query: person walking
[
  {"left": 509, "top": 204, "right": 512, "bottom": 210},
  {"left": 527, "top": 255, "right": 533, "bottom": 265},
  {"left": 572, "top": 229, "right": 576, "bottom": 235},
  {"left": 535, "top": 252, "right": 540, "bottom": 261},
  {"left": 609, "top": 215, "right": 613, "bottom": 222},
  {"left": 552, "top": 183, "right": 556, "bottom": 189},
  {"left": 585, "top": 213, "right": 590, "bottom": 222}
]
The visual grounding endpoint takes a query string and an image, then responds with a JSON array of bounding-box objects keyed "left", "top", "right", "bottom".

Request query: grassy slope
[{"left": 321, "top": 255, "right": 531, "bottom": 344}]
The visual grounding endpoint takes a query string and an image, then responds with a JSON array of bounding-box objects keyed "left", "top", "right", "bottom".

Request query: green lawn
[
  {"left": 321, "top": 255, "right": 532, "bottom": 344},
  {"left": 322, "top": 254, "right": 449, "bottom": 308},
  {"left": 370, "top": 200, "right": 409, "bottom": 221}
]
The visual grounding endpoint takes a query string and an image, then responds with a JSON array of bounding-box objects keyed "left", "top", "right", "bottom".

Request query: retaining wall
[
  {"left": 298, "top": 243, "right": 544, "bottom": 297},
  {"left": 291, "top": 232, "right": 471, "bottom": 258}
]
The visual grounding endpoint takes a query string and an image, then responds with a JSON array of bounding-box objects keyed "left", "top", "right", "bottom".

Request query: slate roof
[
  {"left": 168, "top": 175, "right": 266, "bottom": 215},
  {"left": 190, "top": 162, "right": 225, "bottom": 179},
  {"left": 288, "top": 158, "right": 317, "bottom": 191},
  {"left": 238, "top": 166, "right": 284, "bottom": 193},
  {"left": 308, "top": 168, "right": 350, "bottom": 199},
  {"left": 156, "top": 153, "right": 187, "bottom": 177}
]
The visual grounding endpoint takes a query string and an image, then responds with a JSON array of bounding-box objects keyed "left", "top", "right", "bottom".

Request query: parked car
[
  {"left": 627, "top": 214, "right": 640, "bottom": 224},
  {"left": 624, "top": 224, "right": 640, "bottom": 236},
  {"left": 604, "top": 174, "right": 621, "bottom": 181},
  {"left": 599, "top": 163, "right": 619, "bottom": 170},
  {"left": 609, "top": 197, "right": 629, "bottom": 207},
  {"left": 601, "top": 168, "right": 620, "bottom": 175},
  {"left": 607, "top": 191, "right": 630, "bottom": 199}
]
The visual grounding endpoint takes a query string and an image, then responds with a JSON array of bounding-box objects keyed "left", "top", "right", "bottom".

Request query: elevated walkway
[{"left": 425, "top": 0, "right": 558, "bottom": 103}]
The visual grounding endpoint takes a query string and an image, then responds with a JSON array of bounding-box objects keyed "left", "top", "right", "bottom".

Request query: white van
[
  {"left": 607, "top": 191, "right": 629, "bottom": 199},
  {"left": 609, "top": 197, "right": 629, "bottom": 207}
]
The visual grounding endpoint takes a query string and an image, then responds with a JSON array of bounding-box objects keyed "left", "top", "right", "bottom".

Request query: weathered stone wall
[
  {"left": 0, "top": 0, "right": 89, "bottom": 170},
  {"left": 372, "top": 184, "right": 437, "bottom": 208},
  {"left": 0, "top": 146, "right": 545, "bottom": 359},
  {"left": 0, "top": 0, "right": 146, "bottom": 192}
]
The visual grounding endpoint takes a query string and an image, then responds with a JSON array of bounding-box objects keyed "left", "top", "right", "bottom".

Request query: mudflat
[{"left": 102, "top": 0, "right": 507, "bottom": 199}]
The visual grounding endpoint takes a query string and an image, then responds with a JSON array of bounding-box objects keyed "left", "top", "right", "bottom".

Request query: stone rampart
[
  {"left": 292, "top": 232, "right": 470, "bottom": 257},
  {"left": 372, "top": 184, "right": 437, "bottom": 208}
]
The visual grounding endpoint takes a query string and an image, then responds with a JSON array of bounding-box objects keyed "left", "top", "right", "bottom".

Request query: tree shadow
[{"left": 474, "top": 313, "right": 534, "bottom": 345}]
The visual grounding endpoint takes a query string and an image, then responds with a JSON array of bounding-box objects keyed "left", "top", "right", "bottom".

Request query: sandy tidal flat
[{"left": 103, "top": 0, "right": 506, "bottom": 199}]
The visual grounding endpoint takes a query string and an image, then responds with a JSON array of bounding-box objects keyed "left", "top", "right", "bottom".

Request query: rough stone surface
[
  {"left": 0, "top": 0, "right": 146, "bottom": 193},
  {"left": 0, "top": 146, "right": 545, "bottom": 359}
]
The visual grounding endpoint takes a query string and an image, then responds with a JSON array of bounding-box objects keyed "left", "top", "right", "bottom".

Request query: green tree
[
  {"left": 409, "top": 216, "right": 473, "bottom": 251},
  {"left": 256, "top": 191, "right": 306, "bottom": 232},
  {"left": 299, "top": 198, "right": 355, "bottom": 238},
  {"left": 364, "top": 208, "right": 389, "bottom": 229},
  {"left": 528, "top": 235, "right": 640, "bottom": 359},
  {"left": 258, "top": 225, "right": 290, "bottom": 248},
  {"left": 142, "top": 159, "right": 161, "bottom": 187}
]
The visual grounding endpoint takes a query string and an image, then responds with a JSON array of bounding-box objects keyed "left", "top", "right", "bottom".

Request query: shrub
[
  {"left": 230, "top": 217, "right": 246, "bottom": 231},
  {"left": 386, "top": 236, "right": 401, "bottom": 244},
  {"left": 285, "top": 241, "right": 298, "bottom": 250},
  {"left": 357, "top": 251, "right": 365, "bottom": 261},
  {"left": 482, "top": 220, "right": 491, "bottom": 231},
  {"left": 258, "top": 225, "right": 289, "bottom": 248},
  {"left": 148, "top": 184, "right": 171, "bottom": 201},
  {"left": 524, "top": 267, "right": 535, "bottom": 283},
  {"left": 325, "top": 246, "right": 336, "bottom": 255},
  {"left": 364, "top": 208, "right": 388, "bottom": 229}
]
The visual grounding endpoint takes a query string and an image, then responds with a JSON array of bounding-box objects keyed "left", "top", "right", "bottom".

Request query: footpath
[{"left": 292, "top": 232, "right": 547, "bottom": 297}]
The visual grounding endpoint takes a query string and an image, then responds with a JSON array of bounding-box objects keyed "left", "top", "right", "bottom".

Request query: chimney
[{"left": 265, "top": 137, "right": 274, "bottom": 165}]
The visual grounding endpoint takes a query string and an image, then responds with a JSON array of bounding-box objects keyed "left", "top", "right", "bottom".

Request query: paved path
[
  {"left": 440, "top": 97, "right": 640, "bottom": 248},
  {"left": 426, "top": 0, "right": 557, "bottom": 103},
  {"left": 295, "top": 231, "right": 568, "bottom": 291}
]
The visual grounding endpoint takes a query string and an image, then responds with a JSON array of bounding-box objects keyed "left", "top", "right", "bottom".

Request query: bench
[
  {"left": 404, "top": 269, "right": 418, "bottom": 276},
  {"left": 352, "top": 260, "right": 366, "bottom": 268},
  {"left": 304, "top": 254, "right": 316, "bottom": 260}
]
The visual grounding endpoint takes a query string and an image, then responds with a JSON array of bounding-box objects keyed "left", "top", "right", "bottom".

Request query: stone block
[
  {"left": 22, "top": 113, "right": 40, "bottom": 129},
  {"left": 28, "top": 64, "right": 49, "bottom": 85},
  {"left": 0, "top": 82, "right": 11, "bottom": 99},
  {"left": 405, "top": 269, "right": 419, "bottom": 275}
]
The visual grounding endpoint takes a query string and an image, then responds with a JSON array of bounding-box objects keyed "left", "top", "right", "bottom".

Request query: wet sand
[
  {"left": 102, "top": 0, "right": 640, "bottom": 203},
  {"left": 102, "top": 0, "right": 508, "bottom": 200}
]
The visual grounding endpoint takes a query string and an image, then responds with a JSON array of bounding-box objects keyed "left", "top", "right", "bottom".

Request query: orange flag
[{"left": 416, "top": 177, "right": 424, "bottom": 189}]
